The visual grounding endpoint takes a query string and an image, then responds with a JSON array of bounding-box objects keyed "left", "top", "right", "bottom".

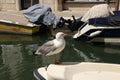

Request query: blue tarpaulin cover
[{"left": 23, "top": 4, "right": 60, "bottom": 28}]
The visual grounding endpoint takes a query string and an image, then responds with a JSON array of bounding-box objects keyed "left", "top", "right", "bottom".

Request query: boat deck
[
  {"left": 0, "top": 11, "right": 40, "bottom": 35},
  {"left": 0, "top": 11, "right": 29, "bottom": 26}
]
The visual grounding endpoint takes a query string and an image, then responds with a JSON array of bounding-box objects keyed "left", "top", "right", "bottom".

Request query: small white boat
[{"left": 33, "top": 62, "right": 120, "bottom": 80}]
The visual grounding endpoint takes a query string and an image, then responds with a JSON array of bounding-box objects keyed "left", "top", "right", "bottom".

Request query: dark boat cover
[
  {"left": 23, "top": 4, "right": 60, "bottom": 28},
  {"left": 89, "top": 11, "right": 120, "bottom": 27}
]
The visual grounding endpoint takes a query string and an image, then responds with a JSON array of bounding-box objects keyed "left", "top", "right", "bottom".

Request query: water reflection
[
  {"left": 60, "top": 38, "right": 120, "bottom": 64},
  {"left": 0, "top": 33, "right": 51, "bottom": 80},
  {"left": 1, "top": 44, "right": 23, "bottom": 80},
  {"left": 60, "top": 39, "right": 101, "bottom": 62},
  {"left": 0, "top": 33, "right": 120, "bottom": 80},
  {"left": 73, "top": 45, "right": 100, "bottom": 62}
]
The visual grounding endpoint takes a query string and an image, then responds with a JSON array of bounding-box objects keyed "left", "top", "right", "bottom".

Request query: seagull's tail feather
[
  {"left": 33, "top": 51, "right": 39, "bottom": 56},
  {"left": 33, "top": 50, "right": 43, "bottom": 56}
]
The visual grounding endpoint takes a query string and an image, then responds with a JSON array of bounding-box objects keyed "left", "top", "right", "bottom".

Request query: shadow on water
[{"left": 0, "top": 32, "right": 120, "bottom": 80}]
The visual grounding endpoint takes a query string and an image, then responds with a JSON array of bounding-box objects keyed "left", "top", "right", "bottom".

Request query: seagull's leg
[
  {"left": 53, "top": 54, "right": 56, "bottom": 64},
  {"left": 44, "top": 56, "right": 49, "bottom": 70},
  {"left": 53, "top": 54, "right": 61, "bottom": 64}
]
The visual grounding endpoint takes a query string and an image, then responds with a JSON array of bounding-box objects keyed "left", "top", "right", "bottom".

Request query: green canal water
[{"left": 0, "top": 32, "right": 120, "bottom": 80}]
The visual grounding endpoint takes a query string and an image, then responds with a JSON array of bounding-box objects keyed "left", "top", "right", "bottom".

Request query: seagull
[{"left": 33, "top": 32, "right": 66, "bottom": 64}]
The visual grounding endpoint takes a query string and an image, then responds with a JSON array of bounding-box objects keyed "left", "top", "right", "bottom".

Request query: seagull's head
[{"left": 55, "top": 32, "right": 65, "bottom": 40}]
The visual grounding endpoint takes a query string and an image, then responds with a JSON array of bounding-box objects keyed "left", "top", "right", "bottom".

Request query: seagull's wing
[{"left": 35, "top": 40, "right": 57, "bottom": 55}]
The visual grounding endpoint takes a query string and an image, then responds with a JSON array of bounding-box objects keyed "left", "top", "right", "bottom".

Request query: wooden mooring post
[{"left": 115, "top": 0, "right": 119, "bottom": 11}]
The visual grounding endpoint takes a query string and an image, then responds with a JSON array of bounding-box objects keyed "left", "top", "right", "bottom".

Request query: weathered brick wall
[
  {"left": 0, "top": 0, "right": 119, "bottom": 12},
  {"left": 1, "top": 0, "right": 15, "bottom": 3},
  {"left": 39, "top": 0, "right": 58, "bottom": 11},
  {"left": 0, "top": 0, "right": 16, "bottom": 11},
  {"left": 1, "top": 0, "right": 60, "bottom": 11}
]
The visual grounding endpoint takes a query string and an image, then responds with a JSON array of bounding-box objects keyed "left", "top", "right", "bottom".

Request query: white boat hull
[
  {"left": 73, "top": 24, "right": 120, "bottom": 43},
  {"left": 33, "top": 62, "right": 120, "bottom": 80}
]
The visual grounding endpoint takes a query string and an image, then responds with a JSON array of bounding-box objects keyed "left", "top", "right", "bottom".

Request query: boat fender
[{"left": 89, "top": 30, "right": 102, "bottom": 37}]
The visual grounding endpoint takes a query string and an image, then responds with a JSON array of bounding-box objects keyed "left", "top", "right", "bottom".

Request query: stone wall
[
  {"left": 39, "top": 0, "right": 58, "bottom": 11},
  {"left": 39, "top": 0, "right": 64, "bottom": 11},
  {"left": 0, "top": 0, "right": 120, "bottom": 12},
  {"left": 0, "top": 0, "right": 16, "bottom": 11},
  {"left": 0, "top": 0, "right": 58, "bottom": 11}
]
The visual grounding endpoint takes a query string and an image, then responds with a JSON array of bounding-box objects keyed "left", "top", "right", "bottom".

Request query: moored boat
[
  {"left": 0, "top": 19, "right": 40, "bottom": 35},
  {"left": 70, "top": 4, "right": 120, "bottom": 44},
  {"left": 73, "top": 24, "right": 120, "bottom": 43},
  {"left": 33, "top": 62, "right": 120, "bottom": 80}
]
